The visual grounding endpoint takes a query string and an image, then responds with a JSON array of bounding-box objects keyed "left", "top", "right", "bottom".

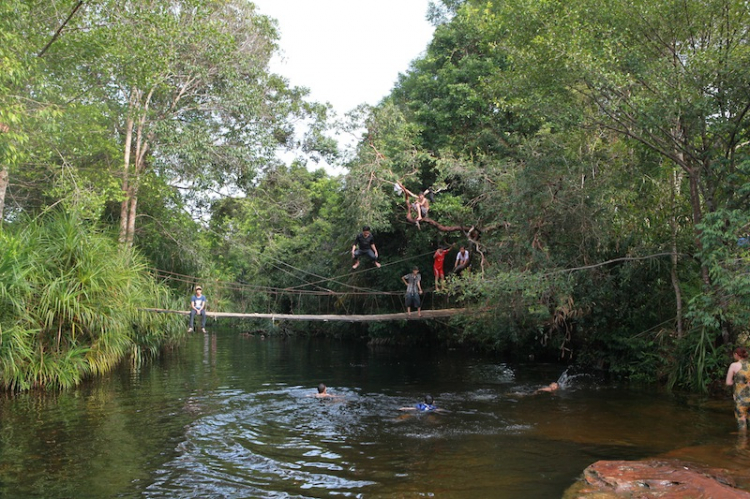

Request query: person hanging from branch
[
  {"left": 413, "top": 191, "right": 430, "bottom": 222},
  {"left": 395, "top": 181, "right": 473, "bottom": 233},
  {"left": 397, "top": 182, "right": 430, "bottom": 222}
]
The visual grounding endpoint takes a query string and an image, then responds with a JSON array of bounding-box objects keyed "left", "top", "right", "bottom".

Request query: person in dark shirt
[{"left": 351, "top": 226, "right": 381, "bottom": 269}]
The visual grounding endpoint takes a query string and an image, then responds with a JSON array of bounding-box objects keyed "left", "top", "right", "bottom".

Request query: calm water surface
[{"left": 1, "top": 329, "right": 749, "bottom": 498}]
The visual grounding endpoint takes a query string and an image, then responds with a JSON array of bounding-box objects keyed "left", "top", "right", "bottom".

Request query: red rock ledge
[{"left": 564, "top": 459, "right": 750, "bottom": 498}]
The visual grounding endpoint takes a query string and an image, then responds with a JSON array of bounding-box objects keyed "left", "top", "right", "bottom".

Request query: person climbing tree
[{"left": 398, "top": 183, "right": 430, "bottom": 221}]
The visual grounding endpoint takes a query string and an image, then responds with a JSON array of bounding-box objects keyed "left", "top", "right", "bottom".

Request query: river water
[{"left": 1, "top": 330, "right": 749, "bottom": 498}]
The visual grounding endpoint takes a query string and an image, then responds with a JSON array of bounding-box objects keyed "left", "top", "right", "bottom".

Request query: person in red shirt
[{"left": 433, "top": 244, "right": 453, "bottom": 291}]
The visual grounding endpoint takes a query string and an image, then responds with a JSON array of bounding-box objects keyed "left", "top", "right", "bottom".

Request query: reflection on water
[{"left": 0, "top": 331, "right": 748, "bottom": 498}]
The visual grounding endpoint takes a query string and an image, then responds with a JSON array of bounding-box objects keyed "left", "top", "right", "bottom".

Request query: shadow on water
[{"left": 0, "top": 330, "right": 747, "bottom": 498}]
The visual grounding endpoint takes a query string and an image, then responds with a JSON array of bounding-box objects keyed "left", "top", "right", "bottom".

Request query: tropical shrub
[{"left": 0, "top": 210, "right": 183, "bottom": 391}]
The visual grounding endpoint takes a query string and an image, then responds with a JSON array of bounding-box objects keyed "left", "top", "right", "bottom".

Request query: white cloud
[{"left": 254, "top": 0, "right": 435, "bottom": 114}]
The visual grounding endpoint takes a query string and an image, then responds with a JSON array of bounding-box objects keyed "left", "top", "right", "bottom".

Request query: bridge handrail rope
[
  {"left": 281, "top": 249, "right": 438, "bottom": 292},
  {"left": 150, "top": 248, "right": 438, "bottom": 297},
  {"left": 174, "top": 220, "right": 442, "bottom": 295},
  {"left": 267, "top": 257, "right": 382, "bottom": 294},
  {"left": 150, "top": 268, "right": 410, "bottom": 296}
]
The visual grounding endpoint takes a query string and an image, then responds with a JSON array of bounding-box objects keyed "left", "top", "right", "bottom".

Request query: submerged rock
[{"left": 564, "top": 459, "right": 750, "bottom": 498}]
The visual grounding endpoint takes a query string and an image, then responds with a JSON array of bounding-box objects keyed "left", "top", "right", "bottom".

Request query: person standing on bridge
[
  {"left": 188, "top": 286, "right": 207, "bottom": 333},
  {"left": 352, "top": 226, "right": 381, "bottom": 270},
  {"left": 402, "top": 266, "right": 423, "bottom": 317},
  {"left": 433, "top": 244, "right": 453, "bottom": 292}
]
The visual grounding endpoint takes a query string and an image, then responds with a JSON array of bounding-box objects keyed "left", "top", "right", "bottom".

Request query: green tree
[
  {"left": 35, "top": 0, "right": 318, "bottom": 247},
  {"left": 0, "top": 0, "right": 39, "bottom": 223}
]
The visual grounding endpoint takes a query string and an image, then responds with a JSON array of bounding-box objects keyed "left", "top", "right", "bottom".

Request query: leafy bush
[{"left": 0, "top": 210, "right": 183, "bottom": 391}]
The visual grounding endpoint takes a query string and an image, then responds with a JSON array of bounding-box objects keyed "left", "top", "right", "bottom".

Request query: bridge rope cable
[
  {"left": 154, "top": 250, "right": 678, "bottom": 300},
  {"left": 150, "top": 247, "right": 437, "bottom": 298},
  {"left": 251, "top": 249, "right": 435, "bottom": 295},
  {"left": 281, "top": 249, "right": 438, "bottom": 293},
  {"left": 161, "top": 219, "right": 437, "bottom": 297},
  {"left": 151, "top": 267, "right": 402, "bottom": 296},
  {"left": 265, "top": 256, "right": 383, "bottom": 295}
]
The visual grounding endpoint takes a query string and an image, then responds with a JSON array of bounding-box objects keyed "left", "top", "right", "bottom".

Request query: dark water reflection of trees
[{"left": 0, "top": 331, "right": 748, "bottom": 498}]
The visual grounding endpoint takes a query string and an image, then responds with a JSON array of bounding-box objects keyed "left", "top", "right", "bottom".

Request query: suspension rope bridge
[
  {"left": 142, "top": 308, "right": 466, "bottom": 322},
  {"left": 146, "top": 248, "right": 470, "bottom": 322}
]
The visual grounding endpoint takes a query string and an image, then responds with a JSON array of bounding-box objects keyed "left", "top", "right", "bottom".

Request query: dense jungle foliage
[{"left": 2, "top": 0, "right": 750, "bottom": 392}]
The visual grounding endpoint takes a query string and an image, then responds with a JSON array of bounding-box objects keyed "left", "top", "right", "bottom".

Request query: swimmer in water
[
  {"left": 534, "top": 382, "right": 560, "bottom": 394},
  {"left": 307, "top": 383, "right": 341, "bottom": 399},
  {"left": 399, "top": 395, "right": 447, "bottom": 412},
  {"left": 509, "top": 381, "right": 560, "bottom": 397}
]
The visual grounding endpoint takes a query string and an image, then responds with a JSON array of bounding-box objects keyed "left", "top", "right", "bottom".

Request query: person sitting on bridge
[
  {"left": 188, "top": 285, "right": 207, "bottom": 333},
  {"left": 352, "top": 226, "right": 381, "bottom": 269}
]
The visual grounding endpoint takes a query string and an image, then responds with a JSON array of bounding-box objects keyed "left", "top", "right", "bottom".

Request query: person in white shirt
[{"left": 454, "top": 246, "right": 471, "bottom": 275}]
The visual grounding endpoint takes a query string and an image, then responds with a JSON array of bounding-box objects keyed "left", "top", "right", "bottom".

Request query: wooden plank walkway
[{"left": 141, "top": 308, "right": 465, "bottom": 322}]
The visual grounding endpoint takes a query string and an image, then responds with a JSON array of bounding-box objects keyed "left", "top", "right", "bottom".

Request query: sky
[{"left": 250, "top": 0, "right": 436, "bottom": 172}]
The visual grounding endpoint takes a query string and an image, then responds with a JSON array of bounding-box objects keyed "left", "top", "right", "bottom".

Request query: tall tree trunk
[
  {"left": 123, "top": 111, "right": 151, "bottom": 247},
  {"left": 119, "top": 92, "right": 136, "bottom": 245},
  {"left": 670, "top": 168, "right": 684, "bottom": 338},
  {"left": 0, "top": 166, "right": 8, "bottom": 225},
  {"left": 0, "top": 123, "right": 10, "bottom": 226},
  {"left": 120, "top": 88, "right": 154, "bottom": 248},
  {"left": 687, "top": 167, "right": 710, "bottom": 286},
  {"left": 126, "top": 188, "right": 138, "bottom": 247}
]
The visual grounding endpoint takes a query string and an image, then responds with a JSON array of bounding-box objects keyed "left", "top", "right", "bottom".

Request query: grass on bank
[{"left": 0, "top": 210, "right": 183, "bottom": 391}]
